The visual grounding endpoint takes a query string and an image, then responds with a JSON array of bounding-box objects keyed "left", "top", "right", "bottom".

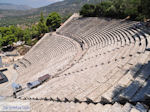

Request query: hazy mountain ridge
[
  {"left": 0, "top": 0, "right": 104, "bottom": 26},
  {"left": 38, "top": 0, "right": 104, "bottom": 15},
  {"left": 1, "top": 0, "right": 104, "bottom": 17},
  {"left": 0, "top": 3, "right": 32, "bottom": 10}
]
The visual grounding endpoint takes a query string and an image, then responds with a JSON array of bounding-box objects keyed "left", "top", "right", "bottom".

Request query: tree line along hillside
[
  {"left": 0, "top": 12, "right": 61, "bottom": 50},
  {"left": 80, "top": 0, "right": 150, "bottom": 21}
]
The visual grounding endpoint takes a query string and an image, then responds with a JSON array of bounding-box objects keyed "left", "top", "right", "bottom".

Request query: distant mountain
[
  {"left": 0, "top": 3, "right": 32, "bottom": 10},
  {"left": 0, "top": 0, "right": 104, "bottom": 26},
  {"left": 35, "top": 0, "right": 104, "bottom": 16},
  {"left": 1, "top": 0, "right": 104, "bottom": 17}
]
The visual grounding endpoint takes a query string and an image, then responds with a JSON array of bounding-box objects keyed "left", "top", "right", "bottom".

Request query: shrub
[{"left": 80, "top": 4, "right": 96, "bottom": 17}]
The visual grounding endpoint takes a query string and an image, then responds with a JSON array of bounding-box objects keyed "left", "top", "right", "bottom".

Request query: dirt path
[{"left": 0, "top": 65, "right": 18, "bottom": 97}]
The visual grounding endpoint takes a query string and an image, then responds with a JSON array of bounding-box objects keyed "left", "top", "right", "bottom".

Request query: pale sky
[{"left": 0, "top": 0, "right": 63, "bottom": 8}]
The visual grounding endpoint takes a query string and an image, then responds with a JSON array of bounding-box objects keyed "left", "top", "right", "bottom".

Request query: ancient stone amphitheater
[{"left": 9, "top": 14, "right": 150, "bottom": 111}]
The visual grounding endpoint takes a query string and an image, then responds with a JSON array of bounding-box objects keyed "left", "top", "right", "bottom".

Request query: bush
[
  {"left": 95, "top": 1, "right": 114, "bottom": 17},
  {"left": 80, "top": 4, "right": 96, "bottom": 17}
]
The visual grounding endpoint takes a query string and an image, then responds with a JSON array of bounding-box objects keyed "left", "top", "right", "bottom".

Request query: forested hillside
[
  {"left": 0, "top": 0, "right": 104, "bottom": 26},
  {"left": 0, "top": 12, "right": 61, "bottom": 50}
]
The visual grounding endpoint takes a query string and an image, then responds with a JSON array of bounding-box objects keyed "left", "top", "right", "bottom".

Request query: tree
[
  {"left": 95, "top": 1, "right": 113, "bottom": 17},
  {"left": 37, "top": 12, "right": 48, "bottom": 35},
  {"left": 141, "top": 0, "right": 150, "bottom": 18},
  {"left": 80, "top": 4, "right": 96, "bottom": 17},
  {"left": 23, "top": 29, "right": 32, "bottom": 45},
  {"left": 112, "top": 0, "right": 127, "bottom": 18},
  {"left": 46, "top": 12, "right": 61, "bottom": 31},
  {"left": 123, "top": 0, "right": 141, "bottom": 19},
  {"left": 0, "top": 26, "right": 17, "bottom": 47},
  {"left": 40, "top": 12, "right": 44, "bottom": 23},
  {"left": 1, "top": 35, "right": 17, "bottom": 46},
  {"left": 10, "top": 26, "right": 24, "bottom": 41},
  {"left": 31, "top": 25, "right": 40, "bottom": 38}
]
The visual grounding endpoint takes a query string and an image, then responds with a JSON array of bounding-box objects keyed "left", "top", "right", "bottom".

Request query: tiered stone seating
[
  {"left": 14, "top": 15, "right": 150, "bottom": 111},
  {"left": 27, "top": 100, "right": 148, "bottom": 112},
  {"left": 15, "top": 33, "right": 80, "bottom": 86},
  {"left": 116, "top": 58, "right": 150, "bottom": 103}
]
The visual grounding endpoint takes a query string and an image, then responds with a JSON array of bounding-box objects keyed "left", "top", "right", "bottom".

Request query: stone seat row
[{"left": 20, "top": 97, "right": 149, "bottom": 112}]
